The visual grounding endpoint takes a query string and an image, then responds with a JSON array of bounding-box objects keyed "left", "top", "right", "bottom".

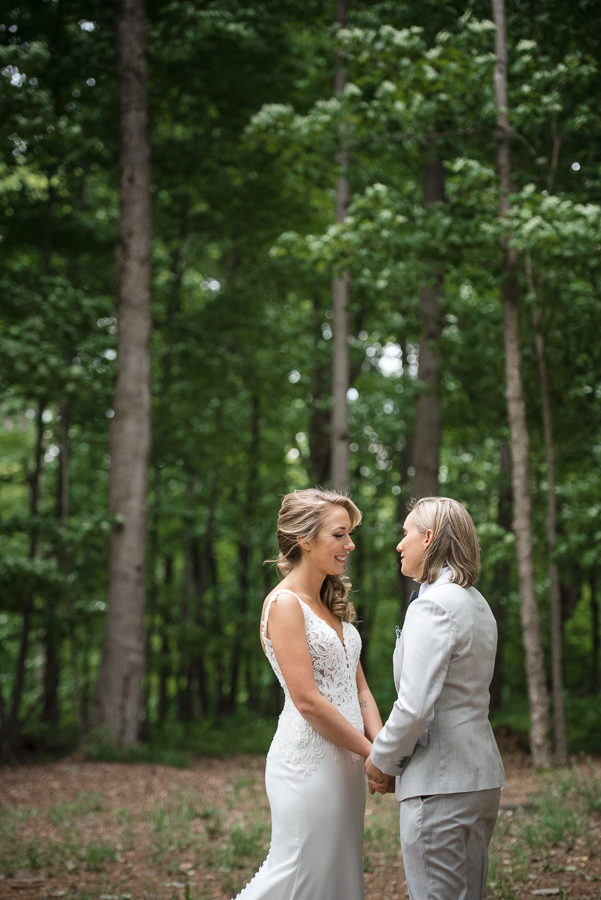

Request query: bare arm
[
  {"left": 267, "top": 593, "right": 372, "bottom": 758},
  {"left": 357, "top": 662, "right": 395, "bottom": 793},
  {"left": 356, "top": 660, "right": 383, "bottom": 742}
]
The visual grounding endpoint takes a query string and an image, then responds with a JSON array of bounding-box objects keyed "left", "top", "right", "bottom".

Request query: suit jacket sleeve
[{"left": 370, "top": 596, "right": 455, "bottom": 776}]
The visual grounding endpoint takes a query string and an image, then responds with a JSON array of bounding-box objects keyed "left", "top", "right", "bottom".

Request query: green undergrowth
[
  {"left": 363, "top": 794, "right": 399, "bottom": 873},
  {"left": 490, "top": 696, "right": 601, "bottom": 756},
  {"left": 83, "top": 736, "right": 191, "bottom": 769},
  {"left": 11, "top": 700, "right": 601, "bottom": 768},
  {"left": 36, "top": 714, "right": 279, "bottom": 768},
  {"left": 1, "top": 761, "right": 599, "bottom": 898},
  {"left": 148, "top": 714, "right": 278, "bottom": 759},
  {"left": 3, "top": 712, "right": 279, "bottom": 766},
  {"left": 0, "top": 779, "right": 271, "bottom": 896},
  {"left": 0, "top": 791, "right": 117, "bottom": 877},
  {"left": 487, "top": 763, "right": 601, "bottom": 899}
]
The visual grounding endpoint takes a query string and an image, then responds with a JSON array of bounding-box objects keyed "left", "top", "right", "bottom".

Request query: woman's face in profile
[
  {"left": 397, "top": 510, "right": 430, "bottom": 578},
  {"left": 304, "top": 506, "right": 355, "bottom": 577}
]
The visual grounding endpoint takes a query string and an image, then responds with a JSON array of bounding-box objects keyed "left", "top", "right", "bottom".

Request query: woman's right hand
[{"left": 368, "top": 774, "right": 395, "bottom": 795}]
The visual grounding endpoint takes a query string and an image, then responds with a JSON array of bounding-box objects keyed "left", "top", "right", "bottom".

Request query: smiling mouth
[{"left": 335, "top": 555, "right": 346, "bottom": 563}]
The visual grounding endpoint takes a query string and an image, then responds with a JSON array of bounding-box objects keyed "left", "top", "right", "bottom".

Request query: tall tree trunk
[
  {"left": 0, "top": 661, "right": 6, "bottom": 735},
  {"left": 157, "top": 555, "right": 173, "bottom": 722},
  {"left": 591, "top": 574, "right": 599, "bottom": 695},
  {"left": 331, "top": 0, "right": 350, "bottom": 494},
  {"left": 412, "top": 155, "right": 444, "bottom": 501},
  {"left": 228, "top": 398, "right": 260, "bottom": 712},
  {"left": 352, "top": 524, "right": 376, "bottom": 676},
  {"left": 146, "top": 235, "right": 185, "bottom": 732},
  {"left": 397, "top": 436, "right": 415, "bottom": 619},
  {"left": 491, "top": 0, "right": 552, "bottom": 767},
  {"left": 91, "top": 0, "right": 152, "bottom": 745},
  {"left": 157, "top": 633, "right": 170, "bottom": 722},
  {"left": 189, "top": 486, "right": 217, "bottom": 719},
  {"left": 5, "top": 400, "right": 45, "bottom": 751},
  {"left": 40, "top": 164, "right": 58, "bottom": 730},
  {"left": 56, "top": 401, "right": 85, "bottom": 737},
  {"left": 177, "top": 481, "right": 195, "bottom": 722},
  {"left": 42, "top": 608, "right": 60, "bottom": 726},
  {"left": 528, "top": 257, "right": 567, "bottom": 765},
  {"left": 309, "top": 311, "right": 332, "bottom": 486},
  {"left": 43, "top": 183, "right": 55, "bottom": 275},
  {"left": 228, "top": 538, "right": 251, "bottom": 708},
  {"left": 489, "top": 441, "right": 512, "bottom": 710},
  {"left": 140, "top": 466, "right": 162, "bottom": 739},
  {"left": 42, "top": 427, "right": 62, "bottom": 728}
]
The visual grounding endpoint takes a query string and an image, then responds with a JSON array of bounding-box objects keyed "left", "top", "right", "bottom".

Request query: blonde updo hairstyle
[
  {"left": 411, "top": 496, "right": 480, "bottom": 588},
  {"left": 275, "top": 489, "right": 362, "bottom": 623}
]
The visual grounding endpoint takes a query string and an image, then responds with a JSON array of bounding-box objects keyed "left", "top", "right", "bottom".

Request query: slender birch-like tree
[
  {"left": 491, "top": 0, "right": 552, "bottom": 767},
  {"left": 331, "top": 0, "right": 350, "bottom": 495},
  {"left": 412, "top": 153, "right": 444, "bottom": 501},
  {"left": 527, "top": 257, "right": 567, "bottom": 765},
  {"left": 91, "top": 0, "right": 152, "bottom": 744}
]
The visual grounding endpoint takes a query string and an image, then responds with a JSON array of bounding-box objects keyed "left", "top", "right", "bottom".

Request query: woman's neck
[{"left": 283, "top": 557, "right": 328, "bottom": 608}]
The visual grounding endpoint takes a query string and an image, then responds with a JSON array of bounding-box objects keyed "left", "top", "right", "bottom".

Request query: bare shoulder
[
  {"left": 261, "top": 589, "right": 305, "bottom": 648},
  {"left": 266, "top": 589, "right": 304, "bottom": 621}
]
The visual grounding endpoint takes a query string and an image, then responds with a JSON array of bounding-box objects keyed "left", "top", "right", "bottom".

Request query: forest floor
[{"left": 0, "top": 752, "right": 600, "bottom": 900}]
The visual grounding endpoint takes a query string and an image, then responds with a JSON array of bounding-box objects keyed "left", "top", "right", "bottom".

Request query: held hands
[{"left": 364, "top": 754, "right": 395, "bottom": 795}]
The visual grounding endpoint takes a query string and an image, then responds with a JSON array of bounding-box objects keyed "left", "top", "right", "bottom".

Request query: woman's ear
[
  {"left": 423, "top": 528, "right": 434, "bottom": 550},
  {"left": 297, "top": 534, "right": 311, "bottom": 552}
]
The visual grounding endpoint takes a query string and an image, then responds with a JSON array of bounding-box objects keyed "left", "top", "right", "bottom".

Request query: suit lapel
[
  {"left": 393, "top": 570, "right": 452, "bottom": 691},
  {"left": 393, "top": 637, "right": 404, "bottom": 693}
]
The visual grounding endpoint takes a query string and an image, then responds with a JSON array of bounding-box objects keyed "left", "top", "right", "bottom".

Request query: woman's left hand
[{"left": 368, "top": 774, "right": 395, "bottom": 795}]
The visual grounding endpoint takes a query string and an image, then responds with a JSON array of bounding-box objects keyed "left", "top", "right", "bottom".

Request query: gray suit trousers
[{"left": 400, "top": 788, "right": 501, "bottom": 900}]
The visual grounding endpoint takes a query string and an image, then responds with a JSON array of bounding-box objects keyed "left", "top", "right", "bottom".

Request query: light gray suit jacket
[{"left": 370, "top": 571, "right": 505, "bottom": 802}]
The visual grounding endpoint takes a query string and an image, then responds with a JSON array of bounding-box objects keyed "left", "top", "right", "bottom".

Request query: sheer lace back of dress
[{"left": 262, "top": 590, "right": 364, "bottom": 776}]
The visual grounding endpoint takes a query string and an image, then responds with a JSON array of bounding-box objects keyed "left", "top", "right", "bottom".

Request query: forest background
[{"left": 0, "top": 0, "right": 600, "bottom": 765}]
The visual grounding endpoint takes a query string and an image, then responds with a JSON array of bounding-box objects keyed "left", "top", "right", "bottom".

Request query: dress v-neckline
[{"left": 298, "top": 597, "right": 347, "bottom": 653}]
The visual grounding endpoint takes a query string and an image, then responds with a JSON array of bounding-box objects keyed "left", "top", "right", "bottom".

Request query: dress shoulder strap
[{"left": 261, "top": 589, "right": 305, "bottom": 642}]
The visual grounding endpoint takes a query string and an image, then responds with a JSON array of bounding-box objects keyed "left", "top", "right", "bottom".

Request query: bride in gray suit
[{"left": 365, "top": 496, "right": 505, "bottom": 900}]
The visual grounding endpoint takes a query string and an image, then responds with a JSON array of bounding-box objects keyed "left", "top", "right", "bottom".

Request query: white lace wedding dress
[{"left": 233, "top": 590, "right": 366, "bottom": 900}]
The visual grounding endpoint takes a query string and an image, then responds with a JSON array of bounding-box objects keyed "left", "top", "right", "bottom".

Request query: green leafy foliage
[{"left": 0, "top": 0, "right": 600, "bottom": 756}]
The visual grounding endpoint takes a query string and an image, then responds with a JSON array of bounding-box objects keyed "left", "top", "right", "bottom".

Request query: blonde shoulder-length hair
[
  {"left": 411, "top": 496, "right": 480, "bottom": 588},
  {"left": 271, "top": 488, "right": 362, "bottom": 623}
]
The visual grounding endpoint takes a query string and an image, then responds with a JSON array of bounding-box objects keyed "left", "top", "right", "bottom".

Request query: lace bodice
[{"left": 262, "top": 590, "right": 364, "bottom": 776}]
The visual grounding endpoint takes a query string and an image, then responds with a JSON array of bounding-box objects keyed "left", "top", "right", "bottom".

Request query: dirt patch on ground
[{"left": 0, "top": 753, "right": 599, "bottom": 900}]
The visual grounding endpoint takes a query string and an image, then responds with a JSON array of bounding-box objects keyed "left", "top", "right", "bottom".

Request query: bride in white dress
[{"left": 234, "top": 489, "right": 386, "bottom": 900}]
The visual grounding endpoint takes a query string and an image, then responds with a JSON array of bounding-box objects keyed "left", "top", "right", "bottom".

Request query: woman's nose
[
  {"left": 345, "top": 537, "right": 355, "bottom": 551},
  {"left": 396, "top": 540, "right": 403, "bottom": 553}
]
